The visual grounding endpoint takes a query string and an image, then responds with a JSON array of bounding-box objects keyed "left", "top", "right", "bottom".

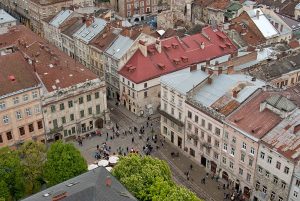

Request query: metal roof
[
  {"left": 73, "top": 18, "right": 107, "bottom": 44},
  {"left": 247, "top": 8, "right": 279, "bottom": 39},
  {"left": 193, "top": 74, "right": 265, "bottom": 107},
  {"left": 49, "top": 10, "right": 73, "bottom": 28},
  {"left": 105, "top": 35, "right": 133, "bottom": 60},
  {"left": 161, "top": 67, "right": 209, "bottom": 95},
  {"left": 0, "top": 9, "right": 16, "bottom": 25},
  {"left": 265, "top": 94, "right": 296, "bottom": 112}
]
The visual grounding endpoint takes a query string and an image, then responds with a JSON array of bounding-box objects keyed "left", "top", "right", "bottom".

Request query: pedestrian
[
  {"left": 147, "top": 116, "right": 150, "bottom": 121},
  {"left": 187, "top": 174, "right": 190, "bottom": 181},
  {"left": 126, "top": 147, "right": 129, "bottom": 152},
  {"left": 190, "top": 164, "right": 193, "bottom": 170},
  {"left": 96, "top": 144, "right": 99, "bottom": 150},
  {"left": 223, "top": 184, "right": 226, "bottom": 190},
  {"left": 146, "top": 122, "right": 149, "bottom": 127},
  {"left": 132, "top": 137, "right": 134, "bottom": 143},
  {"left": 218, "top": 183, "right": 221, "bottom": 190},
  {"left": 106, "top": 132, "right": 108, "bottom": 138}
]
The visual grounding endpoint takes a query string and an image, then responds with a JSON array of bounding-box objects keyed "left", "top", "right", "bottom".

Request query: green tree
[
  {"left": 19, "top": 141, "right": 46, "bottom": 194},
  {"left": 43, "top": 141, "right": 87, "bottom": 186},
  {"left": 0, "top": 180, "right": 10, "bottom": 201},
  {"left": 0, "top": 147, "right": 25, "bottom": 200}
]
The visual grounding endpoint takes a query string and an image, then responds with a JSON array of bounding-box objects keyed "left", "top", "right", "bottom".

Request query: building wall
[
  {"left": 61, "top": 34, "right": 75, "bottom": 58},
  {"left": 221, "top": 123, "right": 258, "bottom": 195},
  {"left": 42, "top": 79, "right": 107, "bottom": 140},
  {"left": 295, "top": 8, "right": 300, "bottom": 21},
  {"left": 185, "top": 103, "right": 223, "bottom": 173},
  {"left": 272, "top": 70, "right": 300, "bottom": 89},
  {"left": 89, "top": 46, "right": 105, "bottom": 78},
  {"left": 252, "top": 145, "right": 294, "bottom": 201},
  {"left": 0, "top": 87, "right": 45, "bottom": 147},
  {"left": 288, "top": 170, "right": 300, "bottom": 201},
  {"left": 207, "top": 8, "right": 225, "bottom": 25}
]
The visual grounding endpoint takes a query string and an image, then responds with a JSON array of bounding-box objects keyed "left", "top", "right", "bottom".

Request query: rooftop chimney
[
  {"left": 190, "top": 65, "right": 197, "bottom": 72},
  {"left": 232, "top": 90, "right": 239, "bottom": 98},
  {"left": 155, "top": 39, "right": 162, "bottom": 53},
  {"left": 139, "top": 40, "right": 147, "bottom": 57},
  {"left": 105, "top": 176, "right": 112, "bottom": 187},
  {"left": 256, "top": 10, "right": 260, "bottom": 19},
  {"left": 207, "top": 77, "right": 212, "bottom": 84},
  {"left": 200, "top": 42, "right": 205, "bottom": 50},
  {"left": 227, "top": 64, "right": 234, "bottom": 74},
  {"left": 217, "top": 66, "right": 222, "bottom": 75},
  {"left": 8, "top": 75, "right": 16, "bottom": 82}
]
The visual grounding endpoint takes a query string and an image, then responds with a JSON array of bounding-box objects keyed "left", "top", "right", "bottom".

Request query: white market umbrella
[
  {"left": 105, "top": 166, "right": 113, "bottom": 172},
  {"left": 109, "top": 156, "right": 119, "bottom": 164},
  {"left": 98, "top": 159, "right": 109, "bottom": 167},
  {"left": 88, "top": 164, "right": 98, "bottom": 170}
]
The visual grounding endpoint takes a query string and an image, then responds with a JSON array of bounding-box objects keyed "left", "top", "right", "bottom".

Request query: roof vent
[
  {"left": 157, "top": 63, "right": 165, "bottom": 70},
  {"left": 173, "top": 58, "right": 180, "bottom": 64},
  {"left": 8, "top": 75, "right": 16, "bottom": 82},
  {"left": 181, "top": 56, "right": 188, "bottom": 63},
  {"left": 126, "top": 64, "right": 136, "bottom": 72},
  {"left": 251, "top": 126, "right": 261, "bottom": 133},
  {"left": 234, "top": 117, "right": 244, "bottom": 123},
  {"left": 163, "top": 45, "right": 171, "bottom": 49},
  {"left": 171, "top": 43, "right": 178, "bottom": 49}
]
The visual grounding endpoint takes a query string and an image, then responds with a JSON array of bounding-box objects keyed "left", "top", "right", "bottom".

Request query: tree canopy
[
  {"left": 112, "top": 154, "right": 202, "bottom": 201},
  {"left": 43, "top": 141, "right": 87, "bottom": 186}
]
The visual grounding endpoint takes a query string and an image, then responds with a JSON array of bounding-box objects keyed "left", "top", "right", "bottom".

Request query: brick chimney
[
  {"left": 207, "top": 77, "right": 212, "bottom": 84},
  {"left": 218, "top": 66, "right": 222, "bottom": 75},
  {"left": 232, "top": 90, "right": 238, "bottom": 98},
  {"left": 190, "top": 65, "right": 197, "bottom": 72},
  {"left": 155, "top": 39, "right": 162, "bottom": 53},
  {"left": 139, "top": 40, "right": 147, "bottom": 57}
]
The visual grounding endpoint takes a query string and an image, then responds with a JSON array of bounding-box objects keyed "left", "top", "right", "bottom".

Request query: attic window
[
  {"left": 163, "top": 45, "right": 171, "bottom": 49},
  {"left": 173, "top": 58, "right": 180, "bottom": 64},
  {"left": 8, "top": 75, "right": 16, "bottom": 82},
  {"left": 219, "top": 44, "right": 226, "bottom": 49},
  {"left": 181, "top": 56, "right": 188, "bottom": 63},
  {"left": 126, "top": 64, "right": 136, "bottom": 72},
  {"left": 157, "top": 63, "right": 165, "bottom": 69},
  {"left": 171, "top": 43, "right": 179, "bottom": 48}
]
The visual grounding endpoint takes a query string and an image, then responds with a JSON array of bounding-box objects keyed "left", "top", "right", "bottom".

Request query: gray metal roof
[
  {"left": 161, "top": 68, "right": 209, "bottom": 95},
  {"left": 265, "top": 94, "right": 296, "bottom": 112},
  {"left": 21, "top": 167, "right": 137, "bottom": 201},
  {"left": 49, "top": 10, "right": 73, "bottom": 28},
  {"left": 193, "top": 74, "right": 265, "bottom": 107},
  {"left": 105, "top": 35, "right": 133, "bottom": 60},
  {"left": 73, "top": 18, "right": 107, "bottom": 44},
  {"left": 0, "top": 9, "right": 16, "bottom": 24}
]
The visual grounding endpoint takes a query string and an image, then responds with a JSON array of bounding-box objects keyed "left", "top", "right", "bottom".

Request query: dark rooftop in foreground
[{"left": 22, "top": 167, "right": 137, "bottom": 201}]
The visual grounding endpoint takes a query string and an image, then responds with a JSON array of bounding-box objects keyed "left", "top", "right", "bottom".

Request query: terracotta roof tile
[
  {"left": 119, "top": 26, "right": 237, "bottom": 83},
  {"left": 0, "top": 25, "right": 97, "bottom": 92},
  {"left": 208, "top": 0, "right": 231, "bottom": 10}
]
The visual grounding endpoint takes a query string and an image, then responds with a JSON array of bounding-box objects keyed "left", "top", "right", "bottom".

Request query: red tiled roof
[
  {"left": 208, "top": 0, "right": 231, "bottom": 10},
  {"left": 0, "top": 52, "right": 40, "bottom": 96},
  {"left": 0, "top": 25, "right": 97, "bottom": 92},
  {"left": 227, "top": 90, "right": 282, "bottom": 139},
  {"left": 289, "top": 40, "right": 300, "bottom": 49},
  {"left": 119, "top": 26, "right": 237, "bottom": 83}
]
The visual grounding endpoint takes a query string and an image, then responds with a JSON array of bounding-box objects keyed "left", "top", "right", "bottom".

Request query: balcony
[
  {"left": 187, "top": 133, "right": 199, "bottom": 141},
  {"left": 157, "top": 106, "right": 184, "bottom": 127},
  {"left": 49, "top": 126, "right": 63, "bottom": 134},
  {"left": 202, "top": 142, "right": 212, "bottom": 149}
]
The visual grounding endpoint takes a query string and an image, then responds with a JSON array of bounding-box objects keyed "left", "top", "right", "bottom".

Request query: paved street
[{"left": 73, "top": 100, "right": 233, "bottom": 201}]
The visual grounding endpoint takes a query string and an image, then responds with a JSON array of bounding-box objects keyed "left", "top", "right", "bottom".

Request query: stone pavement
[{"left": 73, "top": 100, "right": 233, "bottom": 201}]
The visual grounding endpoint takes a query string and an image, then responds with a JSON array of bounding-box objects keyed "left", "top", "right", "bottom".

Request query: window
[
  {"left": 256, "top": 181, "right": 260, "bottom": 189},
  {"left": 23, "top": 94, "right": 29, "bottom": 101},
  {"left": 88, "top": 107, "right": 92, "bottom": 115},
  {"left": 60, "top": 103, "right": 64, "bottom": 110},
  {"left": 37, "top": 121, "right": 43, "bottom": 129},
  {"left": 195, "top": 127, "right": 198, "bottom": 134},
  {"left": 273, "top": 176, "right": 278, "bottom": 184},
  {"left": 207, "top": 136, "right": 211, "bottom": 143},
  {"left": 28, "top": 124, "right": 34, "bottom": 132},
  {"left": 258, "top": 166, "right": 263, "bottom": 173},
  {"left": 270, "top": 192, "right": 275, "bottom": 200},
  {"left": 201, "top": 119, "right": 205, "bottom": 127},
  {"left": 68, "top": 100, "right": 73, "bottom": 108},
  {"left": 267, "top": 156, "right": 272, "bottom": 164},
  {"left": 215, "top": 127, "right": 220, "bottom": 136},
  {"left": 70, "top": 114, "right": 74, "bottom": 121},
  {"left": 51, "top": 105, "right": 56, "bottom": 113},
  {"left": 195, "top": 115, "right": 198, "bottom": 123},
  {"left": 276, "top": 161, "right": 281, "bottom": 170},
  {"left": 296, "top": 179, "right": 300, "bottom": 187},
  {"left": 208, "top": 123, "right": 212, "bottom": 131},
  {"left": 144, "top": 83, "right": 147, "bottom": 88},
  {"left": 171, "top": 95, "right": 174, "bottom": 103},
  {"left": 265, "top": 171, "right": 270, "bottom": 178},
  {"left": 262, "top": 186, "right": 267, "bottom": 193},
  {"left": 0, "top": 134, "right": 2, "bottom": 143},
  {"left": 223, "top": 143, "right": 228, "bottom": 151},
  {"left": 293, "top": 191, "right": 298, "bottom": 198},
  {"left": 3, "top": 115, "right": 9, "bottom": 124},
  {"left": 32, "top": 91, "right": 38, "bottom": 99},
  {"left": 0, "top": 102, "right": 6, "bottom": 110},
  {"left": 224, "top": 131, "right": 228, "bottom": 139},
  {"left": 214, "top": 140, "right": 219, "bottom": 148},
  {"left": 171, "top": 107, "right": 174, "bottom": 115},
  {"left": 13, "top": 97, "right": 19, "bottom": 104},
  {"left": 278, "top": 197, "right": 283, "bottom": 201},
  {"left": 6, "top": 131, "right": 12, "bottom": 140},
  {"left": 242, "top": 142, "right": 246, "bottom": 149},
  {"left": 260, "top": 152, "right": 265, "bottom": 159},
  {"left": 72, "top": 127, "right": 76, "bottom": 134},
  {"left": 16, "top": 111, "right": 22, "bottom": 120},
  {"left": 229, "top": 161, "right": 234, "bottom": 169},
  {"left": 189, "top": 148, "right": 195, "bottom": 157},
  {"left": 144, "top": 91, "right": 148, "bottom": 98},
  {"left": 80, "top": 110, "right": 85, "bottom": 118},
  {"left": 232, "top": 136, "right": 236, "bottom": 143},
  {"left": 250, "top": 147, "right": 255, "bottom": 155},
  {"left": 201, "top": 131, "right": 204, "bottom": 139},
  {"left": 249, "top": 158, "right": 253, "bottom": 167},
  {"left": 239, "top": 168, "right": 243, "bottom": 175},
  {"left": 246, "top": 173, "right": 251, "bottom": 182},
  {"left": 79, "top": 97, "right": 84, "bottom": 104},
  {"left": 95, "top": 92, "right": 99, "bottom": 99},
  {"left": 187, "top": 123, "right": 192, "bottom": 130},
  {"left": 281, "top": 182, "right": 286, "bottom": 189},
  {"left": 25, "top": 108, "right": 32, "bottom": 116},
  {"left": 284, "top": 167, "right": 289, "bottom": 174},
  {"left": 87, "top": 94, "right": 91, "bottom": 102},
  {"left": 178, "top": 112, "right": 182, "bottom": 120},
  {"left": 96, "top": 105, "right": 100, "bottom": 114},
  {"left": 231, "top": 147, "right": 235, "bottom": 156},
  {"left": 178, "top": 99, "right": 182, "bottom": 107},
  {"left": 34, "top": 105, "right": 40, "bottom": 114},
  {"left": 188, "top": 111, "right": 192, "bottom": 118},
  {"left": 19, "top": 127, "right": 25, "bottom": 136},
  {"left": 222, "top": 157, "right": 226, "bottom": 164},
  {"left": 61, "top": 117, "right": 66, "bottom": 124},
  {"left": 241, "top": 152, "right": 245, "bottom": 162}
]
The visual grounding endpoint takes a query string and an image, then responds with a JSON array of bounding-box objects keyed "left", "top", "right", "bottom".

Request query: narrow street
[{"left": 74, "top": 101, "right": 232, "bottom": 201}]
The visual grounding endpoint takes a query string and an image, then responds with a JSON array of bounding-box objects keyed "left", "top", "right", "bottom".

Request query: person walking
[{"left": 132, "top": 137, "right": 134, "bottom": 143}]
